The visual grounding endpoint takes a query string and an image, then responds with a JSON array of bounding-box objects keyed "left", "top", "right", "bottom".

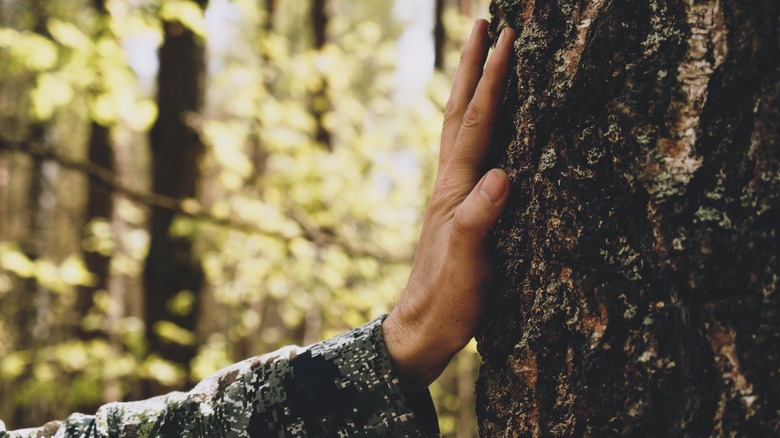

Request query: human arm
[
  {"left": 0, "top": 20, "right": 516, "bottom": 438},
  {"left": 0, "top": 318, "right": 435, "bottom": 437},
  {"left": 383, "top": 20, "right": 515, "bottom": 393}
]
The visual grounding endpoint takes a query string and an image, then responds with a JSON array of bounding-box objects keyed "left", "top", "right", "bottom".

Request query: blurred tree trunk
[
  {"left": 77, "top": 0, "right": 114, "bottom": 336},
  {"left": 477, "top": 0, "right": 779, "bottom": 436},
  {"left": 81, "top": 0, "right": 125, "bottom": 407},
  {"left": 297, "top": 0, "right": 331, "bottom": 347},
  {"left": 15, "top": 124, "right": 56, "bottom": 427},
  {"left": 13, "top": 3, "right": 57, "bottom": 425},
  {"left": 143, "top": 0, "right": 208, "bottom": 390},
  {"left": 456, "top": 352, "right": 478, "bottom": 438},
  {"left": 79, "top": 124, "right": 113, "bottom": 315},
  {"left": 310, "top": 0, "right": 332, "bottom": 150},
  {"left": 434, "top": 0, "right": 446, "bottom": 71},
  {"left": 264, "top": 0, "right": 277, "bottom": 33}
]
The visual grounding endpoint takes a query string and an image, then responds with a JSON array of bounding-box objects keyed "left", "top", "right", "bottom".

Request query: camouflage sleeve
[{"left": 0, "top": 316, "right": 440, "bottom": 437}]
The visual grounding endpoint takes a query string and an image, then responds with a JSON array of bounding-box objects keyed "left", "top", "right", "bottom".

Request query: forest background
[{"left": 0, "top": 0, "right": 489, "bottom": 435}]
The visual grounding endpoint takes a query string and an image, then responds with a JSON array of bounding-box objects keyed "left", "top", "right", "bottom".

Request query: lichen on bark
[{"left": 477, "top": 0, "right": 779, "bottom": 436}]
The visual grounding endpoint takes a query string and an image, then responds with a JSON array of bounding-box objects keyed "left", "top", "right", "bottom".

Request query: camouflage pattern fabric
[{"left": 0, "top": 317, "right": 440, "bottom": 437}]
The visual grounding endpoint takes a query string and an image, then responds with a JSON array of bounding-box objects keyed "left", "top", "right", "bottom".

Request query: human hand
[{"left": 383, "top": 20, "right": 515, "bottom": 392}]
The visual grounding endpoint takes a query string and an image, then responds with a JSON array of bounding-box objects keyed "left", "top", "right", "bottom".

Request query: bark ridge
[{"left": 478, "top": 0, "right": 780, "bottom": 436}]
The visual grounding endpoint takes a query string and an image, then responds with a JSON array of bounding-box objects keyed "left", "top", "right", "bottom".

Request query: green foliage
[
  {"left": 0, "top": 244, "right": 96, "bottom": 293},
  {"left": 0, "top": 0, "right": 489, "bottom": 434},
  {"left": 159, "top": 1, "right": 207, "bottom": 37},
  {"left": 0, "top": 28, "right": 58, "bottom": 72}
]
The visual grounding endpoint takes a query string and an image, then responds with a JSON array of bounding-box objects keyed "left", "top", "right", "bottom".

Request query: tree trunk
[
  {"left": 143, "top": 0, "right": 208, "bottom": 387},
  {"left": 477, "top": 0, "right": 779, "bottom": 436},
  {"left": 434, "top": 0, "right": 447, "bottom": 71},
  {"left": 13, "top": 4, "right": 58, "bottom": 425},
  {"left": 310, "top": 0, "right": 332, "bottom": 150},
  {"left": 14, "top": 124, "right": 56, "bottom": 428},
  {"left": 78, "top": 122, "right": 113, "bottom": 321},
  {"left": 265, "top": 0, "right": 277, "bottom": 32},
  {"left": 78, "top": 20, "right": 115, "bottom": 334}
]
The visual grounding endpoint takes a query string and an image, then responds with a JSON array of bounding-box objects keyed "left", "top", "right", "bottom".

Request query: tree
[
  {"left": 77, "top": 0, "right": 114, "bottom": 336},
  {"left": 310, "top": 0, "right": 332, "bottom": 150},
  {"left": 143, "top": 0, "right": 209, "bottom": 389},
  {"left": 12, "top": 1, "right": 58, "bottom": 427},
  {"left": 434, "top": 0, "right": 446, "bottom": 71},
  {"left": 0, "top": 0, "right": 491, "bottom": 433},
  {"left": 477, "top": 0, "right": 779, "bottom": 435}
]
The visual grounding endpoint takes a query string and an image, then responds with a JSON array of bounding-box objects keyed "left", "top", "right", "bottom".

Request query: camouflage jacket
[{"left": 0, "top": 317, "right": 440, "bottom": 437}]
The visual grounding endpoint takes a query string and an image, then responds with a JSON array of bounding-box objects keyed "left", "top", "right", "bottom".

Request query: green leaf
[{"left": 160, "top": 1, "right": 207, "bottom": 38}]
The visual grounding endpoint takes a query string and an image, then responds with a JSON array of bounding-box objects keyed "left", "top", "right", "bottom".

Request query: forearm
[{"left": 1, "top": 317, "right": 438, "bottom": 438}]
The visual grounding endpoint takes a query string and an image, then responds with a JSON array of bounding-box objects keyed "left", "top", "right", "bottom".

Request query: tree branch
[{"left": 0, "top": 136, "right": 407, "bottom": 262}]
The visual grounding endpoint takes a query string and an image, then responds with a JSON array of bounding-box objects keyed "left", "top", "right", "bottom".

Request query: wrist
[{"left": 382, "top": 308, "right": 459, "bottom": 393}]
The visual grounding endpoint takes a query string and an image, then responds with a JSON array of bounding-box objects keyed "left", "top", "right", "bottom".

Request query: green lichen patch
[
  {"left": 694, "top": 206, "right": 732, "bottom": 229},
  {"left": 539, "top": 146, "right": 558, "bottom": 171}
]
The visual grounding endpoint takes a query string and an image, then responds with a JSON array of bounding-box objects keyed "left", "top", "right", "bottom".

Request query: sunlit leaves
[
  {"left": 192, "top": 0, "right": 432, "bottom": 358},
  {"left": 0, "top": 28, "right": 58, "bottom": 72},
  {"left": 140, "top": 356, "right": 185, "bottom": 387},
  {"left": 0, "top": 0, "right": 483, "bottom": 427},
  {"left": 191, "top": 334, "right": 232, "bottom": 381},
  {"left": 83, "top": 218, "right": 117, "bottom": 256},
  {"left": 0, "top": 245, "right": 35, "bottom": 278},
  {"left": 48, "top": 19, "right": 92, "bottom": 50},
  {"left": 167, "top": 290, "right": 195, "bottom": 317},
  {"left": 259, "top": 33, "right": 291, "bottom": 62},
  {"left": 102, "top": 211, "right": 147, "bottom": 282},
  {"left": 31, "top": 72, "right": 74, "bottom": 120},
  {"left": 203, "top": 120, "right": 252, "bottom": 190},
  {"left": 160, "top": 1, "right": 208, "bottom": 38},
  {"left": 153, "top": 321, "right": 196, "bottom": 347},
  {"left": 59, "top": 256, "right": 97, "bottom": 288},
  {"left": 0, "top": 244, "right": 95, "bottom": 293},
  {"left": 0, "top": 351, "right": 27, "bottom": 380},
  {"left": 1, "top": 339, "right": 139, "bottom": 409}
]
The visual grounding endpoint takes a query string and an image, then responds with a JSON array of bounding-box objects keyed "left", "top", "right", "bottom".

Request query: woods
[
  {"left": 479, "top": 0, "right": 779, "bottom": 435},
  {"left": 0, "top": 0, "right": 492, "bottom": 435},
  {"left": 3, "top": 0, "right": 775, "bottom": 435}
]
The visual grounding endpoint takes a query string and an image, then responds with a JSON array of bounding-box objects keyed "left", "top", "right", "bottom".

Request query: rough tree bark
[
  {"left": 477, "top": 0, "right": 779, "bottom": 436},
  {"left": 143, "top": 0, "right": 208, "bottom": 386}
]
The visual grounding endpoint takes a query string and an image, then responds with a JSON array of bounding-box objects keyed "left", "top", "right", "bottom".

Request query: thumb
[{"left": 450, "top": 169, "right": 509, "bottom": 250}]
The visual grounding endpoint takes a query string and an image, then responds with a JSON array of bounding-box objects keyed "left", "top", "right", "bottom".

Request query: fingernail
[
  {"left": 497, "top": 27, "right": 507, "bottom": 45},
  {"left": 498, "top": 27, "right": 515, "bottom": 46},
  {"left": 470, "top": 19, "right": 483, "bottom": 38},
  {"left": 480, "top": 170, "right": 507, "bottom": 203}
]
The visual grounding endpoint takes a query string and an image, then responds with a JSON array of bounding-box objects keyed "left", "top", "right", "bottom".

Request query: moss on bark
[{"left": 478, "top": 0, "right": 780, "bottom": 435}]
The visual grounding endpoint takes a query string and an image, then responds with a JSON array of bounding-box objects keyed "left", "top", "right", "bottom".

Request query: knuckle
[
  {"left": 482, "top": 65, "right": 505, "bottom": 98},
  {"left": 442, "top": 100, "right": 461, "bottom": 127},
  {"left": 459, "top": 44, "right": 479, "bottom": 65},
  {"left": 486, "top": 81, "right": 502, "bottom": 99},
  {"left": 483, "top": 55, "right": 503, "bottom": 78},
  {"left": 459, "top": 48, "right": 470, "bottom": 63},
  {"left": 483, "top": 60, "right": 499, "bottom": 80},
  {"left": 428, "top": 186, "right": 458, "bottom": 213},
  {"left": 461, "top": 101, "right": 482, "bottom": 129},
  {"left": 460, "top": 43, "right": 486, "bottom": 70}
]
